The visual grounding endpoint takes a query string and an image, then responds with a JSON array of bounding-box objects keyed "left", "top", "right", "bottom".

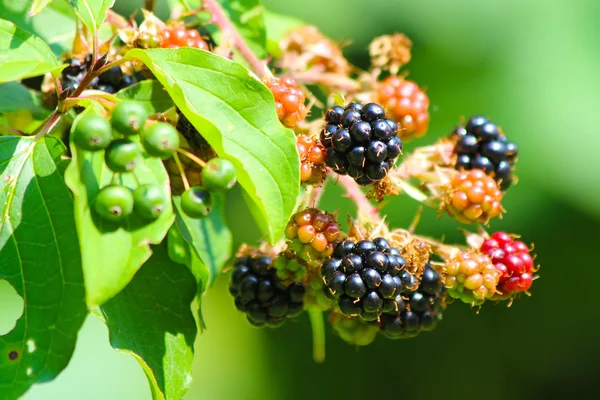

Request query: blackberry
[
  {"left": 444, "top": 250, "right": 501, "bottom": 305},
  {"left": 322, "top": 238, "right": 415, "bottom": 321},
  {"left": 284, "top": 208, "right": 342, "bottom": 265},
  {"left": 377, "top": 76, "right": 429, "bottom": 139},
  {"left": 379, "top": 264, "right": 446, "bottom": 339},
  {"left": 265, "top": 76, "right": 308, "bottom": 128},
  {"left": 230, "top": 255, "right": 305, "bottom": 327},
  {"left": 450, "top": 116, "right": 518, "bottom": 190},
  {"left": 297, "top": 135, "right": 326, "bottom": 184},
  {"left": 321, "top": 102, "right": 402, "bottom": 186},
  {"left": 60, "top": 56, "right": 136, "bottom": 95},
  {"left": 160, "top": 25, "right": 210, "bottom": 50},
  {"left": 444, "top": 169, "right": 503, "bottom": 224}
]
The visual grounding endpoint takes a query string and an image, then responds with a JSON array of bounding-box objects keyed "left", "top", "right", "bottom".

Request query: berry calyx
[
  {"left": 111, "top": 101, "right": 149, "bottom": 136},
  {"left": 180, "top": 186, "right": 213, "bottom": 219},
  {"left": 94, "top": 184, "right": 134, "bottom": 222},
  {"left": 444, "top": 169, "right": 503, "bottom": 224},
  {"left": 104, "top": 139, "right": 142, "bottom": 172},
  {"left": 377, "top": 76, "right": 429, "bottom": 139},
  {"left": 72, "top": 114, "right": 112, "bottom": 151},
  {"left": 480, "top": 232, "right": 536, "bottom": 298},
  {"left": 201, "top": 158, "right": 237, "bottom": 192},
  {"left": 133, "top": 184, "right": 168, "bottom": 220},
  {"left": 230, "top": 255, "right": 305, "bottom": 327},
  {"left": 265, "top": 77, "right": 308, "bottom": 128},
  {"left": 141, "top": 122, "right": 180, "bottom": 159},
  {"left": 444, "top": 250, "right": 501, "bottom": 305},
  {"left": 296, "top": 135, "right": 326, "bottom": 184}
]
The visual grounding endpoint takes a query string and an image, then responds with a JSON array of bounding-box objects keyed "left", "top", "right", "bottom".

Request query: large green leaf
[
  {"left": 0, "top": 82, "right": 50, "bottom": 118},
  {"left": 126, "top": 48, "right": 300, "bottom": 243},
  {"left": 116, "top": 80, "right": 174, "bottom": 115},
  {"left": 98, "top": 242, "right": 197, "bottom": 400},
  {"left": 64, "top": 0, "right": 114, "bottom": 32},
  {"left": 0, "top": 136, "right": 87, "bottom": 400},
  {"left": 0, "top": 19, "right": 63, "bottom": 83},
  {"left": 64, "top": 107, "right": 175, "bottom": 307},
  {"left": 28, "top": 0, "right": 53, "bottom": 16}
]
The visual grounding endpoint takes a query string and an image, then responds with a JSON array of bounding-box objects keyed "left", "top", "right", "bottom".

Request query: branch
[{"left": 34, "top": 110, "right": 63, "bottom": 140}]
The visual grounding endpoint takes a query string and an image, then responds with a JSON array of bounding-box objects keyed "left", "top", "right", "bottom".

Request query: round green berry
[
  {"left": 201, "top": 158, "right": 236, "bottom": 192},
  {"left": 133, "top": 184, "right": 168, "bottom": 220},
  {"left": 72, "top": 114, "right": 112, "bottom": 151},
  {"left": 111, "top": 101, "right": 149, "bottom": 136},
  {"left": 105, "top": 139, "right": 141, "bottom": 172},
  {"left": 141, "top": 122, "right": 180, "bottom": 159},
  {"left": 94, "top": 184, "right": 134, "bottom": 222},
  {"left": 180, "top": 186, "right": 212, "bottom": 219}
]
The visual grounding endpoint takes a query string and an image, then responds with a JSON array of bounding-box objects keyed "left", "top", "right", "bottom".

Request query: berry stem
[
  {"left": 33, "top": 110, "right": 63, "bottom": 140},
  {"left": 202, "top": 0, "right": 271, "bottom": 79},
  {"left": 173, "top": 153, "right": 191, "bottom": 190},
  {"left": 308, "top": 309, "right": 326, "bottom": 364},
  {"left": 337, "top": 174, "right": 383, "bottom": 226},
  {"left": 176, "top": 147, "right": 206, "bottom": 168}
]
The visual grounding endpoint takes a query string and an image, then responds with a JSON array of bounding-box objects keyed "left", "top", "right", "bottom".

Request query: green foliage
[
  {"left": 0, "top": 18, "right": 63, "bottom": 83},
  {"left": 28, "top": 0, "right": 53, "bottom": 16},
  {"left": 64, "top": 0, "right": 114, "bottom": 33},
  {"left": 115, "top": 81, "right": 174, "bottom": 115},
  {"left": 217, "top": 0, "right": 267, "bottom": 58},
  {"left": 0, "top": 82, "right": 49, "bottom": 118},
  {"left": 126, "top": 48, "right": 300, "bottom": 243},
  {"left": 0, "top": 136, "right": 87, "bottom": 400}
]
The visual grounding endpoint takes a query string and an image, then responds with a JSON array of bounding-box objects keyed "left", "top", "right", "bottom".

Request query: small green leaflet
[
  {"left": 99, "top": 242, "right": 198, "bottom": 400},
  {"left": 116, "top": 80, "right": 174, "bottom": 115},
  {"left": 0, "top": 19, "right": 63, "bottom": 83},
  {"left": 64, "top": 0, "right": 114, "bottom": 32},
  {"left": 28, "top": 0, "right": 53, "bottom": 16},
  {"left": 0, "top": 136, "right": 87, "bottom": 400},
  {"left": 64, "top": 107, "right": 175, "bottom": 306},
  {"left": 126, "top": 48, "right": 300, "bottom": 243}
]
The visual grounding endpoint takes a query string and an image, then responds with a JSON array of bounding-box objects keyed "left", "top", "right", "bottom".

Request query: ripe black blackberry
[
  {"left": 379, "top": 263, "right": 446, "bottom": 339},
  {"left": 61, "top": 55, "right": 136, "bottom": 95},
  {"left": 230, "top": 255, "right": 305, "bottom": 327},
  {"left": 451, "top": 115, "right": 518, "bottom": 190},
  {"left": 321, "top": 102, "right": 402, "bottom": 186},
  {"left": 322, "top": 238, "right": 417, "bottom": 321}
]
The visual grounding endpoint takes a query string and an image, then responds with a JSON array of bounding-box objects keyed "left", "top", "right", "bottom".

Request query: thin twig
[
  {"left": 336, "top": 174, "right": 383, "bottom": 226},
  {"left": 177, "top": 147, "right": 206, "bottom": 167},
  {"left": 33, "top": 110, "right": 63, "bottom": 140},
  {"left": 173, "top": 153, "right": 190, "bottom": 190},
  {"left": 144, "top": 0, "right": 155, "bottom": 11}
]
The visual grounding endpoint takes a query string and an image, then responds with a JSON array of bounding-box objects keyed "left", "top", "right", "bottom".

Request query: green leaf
[
  {"left": 64, "top": 107, "right": 175, "bottom": 306},
  {"left": 0, "top": 18, "right": 63, "bottom": 83},
  {"left": 263, "top": 9, "right": 304, "bottom": 57},
  {"left": 64, "top": 0, "right": 115, "bottom": 32},
  {"left": 172, "top": 195, "right": 232, "bottom": 288},
  {"left": 0, "top": 136, "right": 87, "bottom": 400},
  {"left": 126, "top": 48, "right": 300, "bottom": 243},
  {"left": 28, "top": 0, "right": 53, "bottom": 16},
  {"left": 99, "top": 241, "right": 197, "bottom": 400},
  {"left": 217, "top": 0, "right": 267, "bottom": 58},
  {"left": 116, "top": 80, "right": 174, "bottom": 115},
  {"left": 0, "top": 82, "right": 51, "bottom": 118}
]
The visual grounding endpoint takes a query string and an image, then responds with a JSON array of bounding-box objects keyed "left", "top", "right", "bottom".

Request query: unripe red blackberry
[
  {"left": 480, "top": 232, "right": 536, "bottom": 299},
  {"left": 296, "top": 135, "right": 326, "bottom": 184},
  {"left": 329, "top": 311, "right": 379, "bottom": 346},
  {"left": 230, "top": 255, "right": 305, "bottom": 327},
  {"left": 379, "top": 263, "right": 446, "bottom": 339},
  {"left": 377, "top": 76, "right": 429, "bottom": 139},
  {"left": 285, "top": 208, "right": 342, "bottom": 264},
  {"left": 444, "top": 169, "right": 503, "bottom": 224},
  {"left": 160, "top": 25, "right": 210, "bottom": 50},
  {"left": 321, "top": 102, "right": 402, "bottom": 186},
  {"left": 265, "top": 77, "right": 308, "bottom": 128},
  {"left": 450, "top": 116, "right": 518, "bottom": 190},
  {"left": 444, "top": 251, "right": 501, "bottom": 305}
]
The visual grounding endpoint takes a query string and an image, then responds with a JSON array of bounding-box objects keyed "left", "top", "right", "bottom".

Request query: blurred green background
[{"left": 3, "top": 0, "right": 600, "bottom": 398}]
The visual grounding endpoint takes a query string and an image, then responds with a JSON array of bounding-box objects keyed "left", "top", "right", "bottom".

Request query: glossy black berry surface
[{"left": 61, "top": 56, "right": 136, "bottom": 95}]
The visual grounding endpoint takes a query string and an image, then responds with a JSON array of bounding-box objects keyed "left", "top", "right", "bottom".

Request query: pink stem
[{"left": 336, "top": 174, "right": 383, "bottom": 226}]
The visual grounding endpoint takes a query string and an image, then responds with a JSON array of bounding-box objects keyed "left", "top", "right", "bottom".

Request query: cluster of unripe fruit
[{"left": 72, "top": 101, "right": 236, "bottom": 222}]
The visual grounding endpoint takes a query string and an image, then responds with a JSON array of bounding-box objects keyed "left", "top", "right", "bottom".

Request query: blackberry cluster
[
  {"left": 451, "top": 116, "right": 518, "bottom": 190},
  {"left": 265, "top": 77, "right": 308, "bottom": 128},
  {"left": 445, "top": 250, "right": 501, "bottom": 305},
  {"left": 445, "top": 169, "right": 503, "bottom": 224},
  {"left": 379, "top": 264, "right": 446, "bottom": 339},
  {"left": 61, "top": 55, "right": 136, "bottom": 94},
  {"left": 296, "top": 135, "right": 326, "bottom": 184},
  {"left": 321, "top": 102, "right": 402, "bottom": 186},
  {"left": 230, "top": 255, "right": 305, "bottom": 327},
  {"left": 160, "top": 25, "right": 210, "bottom": 50},
  {"left": 322, "top": 238, "right": 417, "bottom": 321}
]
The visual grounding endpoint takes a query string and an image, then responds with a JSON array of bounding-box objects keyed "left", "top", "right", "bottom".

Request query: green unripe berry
[
  {"left": 94, "top": 184, "right": 134, "bottom": 222},
  {"left": 111, "top": 101, "right": 149, "bottom": 136},
  {"left": 141, "top": 122, "right": 180, "bottom": 159},
  {"left": 201, "top": 158, "right": 236, "bottom": 192},
  {"left": 133, "top": 184, "right": 168, "bottom": 220},
  {"left": 72, "top": 114, "right": 112, "bottom": 151},
  {"left": 105, "top": 139, "right": 141, "bottom": 172},
  {"left": 180, "top": 186, "right": 213, "bottom": 219}
]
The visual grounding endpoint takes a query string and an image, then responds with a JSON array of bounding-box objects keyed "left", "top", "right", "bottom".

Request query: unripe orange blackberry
[
  {"left": 444, "top": 251, "right": 501, "bottom": 305},
  {"left": 444, "top": 169, "right": 503, "bottom": 224},
  {"left": 297, "top": 135, "right": 326, "bottom": 184},
  {"left": 160, "top": 25, "right": 209, "bottom": 50},
  {"left": 377, "top": 76, "right": 429, "bottom": 139},
  {"left": 265, "top": 77, "right": 308, "bottom": 128},
  {"left": 285, "top": 208, "right": 342, "bottom": 265}
]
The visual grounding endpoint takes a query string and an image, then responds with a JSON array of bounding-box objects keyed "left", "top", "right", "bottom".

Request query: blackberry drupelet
[
  {"left": 321, "top": 102, "right": 402, "bottom": 186},
  {"left": 451, "top": 116, "right": 518, "bottom": 190},
  {"left": 230, "top": 255, "right": 305, "bottom": 327},
  {"left": 321, "top": 238, "right": 416, "bottom": 321},
  {"left": 379, "top": 263, "right": 446, "bottom": 339}
]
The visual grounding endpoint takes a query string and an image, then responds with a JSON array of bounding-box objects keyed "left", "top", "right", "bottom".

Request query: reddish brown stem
[
  {"left": 337, "top": 174, "right": 383, "bottom": 226},
  {"left": 34, "top": 110, "right": 63, "bottom": 140}
]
